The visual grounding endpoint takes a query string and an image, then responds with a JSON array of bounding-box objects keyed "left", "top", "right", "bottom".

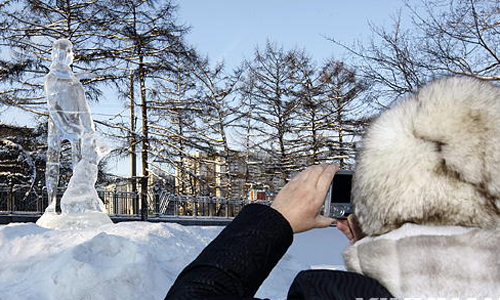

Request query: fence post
[
  {"left": 140, "top": 191, "right": 147, "bottom": 221},
  {"left": 154, "top": 184, "right": 160, "bottom": 217},
  {"left": 113, "top": 189, "right": 118, "bottom": 214},
  {"left": 7, "top": 178, "right": 13, "bottom": 213},
  {"left": 193, "top": 197, "right": 198, "bottom": 217},
  {"left": 209, "top": 197, "right": 213, "bottom": 217},
  {"left": 133, "top": 192, "right": 139, "bottom": 216},
  {"left": 37, "top": 182, "right": 44, "bottom": 213},
  {"left": 173, "top": 196, "right": 178, "bottom": 216},
  {"left": 225, "top": 199, "right": 229, "bottom": 218}
]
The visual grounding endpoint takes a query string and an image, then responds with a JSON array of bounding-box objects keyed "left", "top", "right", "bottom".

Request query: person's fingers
[
  {"left": 272, "top": 164, "right": 345, "bottom": 233},
  {"left": 297, "top": 164, "right": 329, "bottom": 190},
  {"left": 347, "top": 214, "right": 356, "bottom": 227},
  {"left": 290, "top": 165, "right": 316, "bottom": 183},
  {"left": 299, "top": 164, "right": 325, "bottom": 183},
  {"left": 315, "top": 215, "right": 335, "bottom": 228},
  {"left": 316, "top": 164, "right": 338, "bottom": 191},
  {"left": 347, "top": 214, "right": 365, "bottom": 241},
  {"left": 335, "top": 219, "right": 354, "bottom": 241},
  {"left": 292, "top": 164, "right": 335, "bottom": 187}
]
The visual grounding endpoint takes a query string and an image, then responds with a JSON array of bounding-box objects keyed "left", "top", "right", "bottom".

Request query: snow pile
[
  {"left": 36, "top": 211, "right": 113, "bottom": 230},
  {"left": 0, "top": 221, "right": 308, "bottom": 300}
]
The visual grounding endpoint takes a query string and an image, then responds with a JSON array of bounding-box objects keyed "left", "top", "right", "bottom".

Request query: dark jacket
[{"left": 165, "top": 204, "right": 392, "bottom": 300}]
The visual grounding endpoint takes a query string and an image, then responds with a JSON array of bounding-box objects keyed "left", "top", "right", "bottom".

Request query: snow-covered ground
[{"left": 0, "top": 221, "right": 348, "bottom": 300}]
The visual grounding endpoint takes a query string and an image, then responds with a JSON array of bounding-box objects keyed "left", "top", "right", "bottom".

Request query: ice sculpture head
[{"left": 52, "top": 38, "right": 74, "bottom": 66}]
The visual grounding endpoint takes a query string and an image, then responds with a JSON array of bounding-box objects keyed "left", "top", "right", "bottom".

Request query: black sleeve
[
  {"left": 165, "top": 204, "right": 294, "bottom": 300},
  {"left": 287, "top": 270, "right": 394, "bottom": 300}
]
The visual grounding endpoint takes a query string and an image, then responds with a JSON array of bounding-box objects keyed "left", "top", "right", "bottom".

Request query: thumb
[
  {"left": 315, "top": 215, "right": 335, "bottom": 228},
  {"left": 347, "top": 214, "right": 365, "bottom": 242}
]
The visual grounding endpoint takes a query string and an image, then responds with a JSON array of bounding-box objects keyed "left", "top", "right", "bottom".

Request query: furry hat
[{"left": 353, "top": 77, "right": 500, "bottom": 235}]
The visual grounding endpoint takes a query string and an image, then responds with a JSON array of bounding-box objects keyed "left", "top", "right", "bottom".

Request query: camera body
[{"left": 323, "top": 169, "right": 354, "bottom": 219}]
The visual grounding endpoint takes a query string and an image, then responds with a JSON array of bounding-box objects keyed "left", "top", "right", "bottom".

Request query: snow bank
[{"left": 0, "top": 221, "right": 309, "bottom": 300}]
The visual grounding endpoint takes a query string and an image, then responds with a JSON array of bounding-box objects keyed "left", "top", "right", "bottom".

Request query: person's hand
[
  {"left": 271, "top": 164, "right": 338, "bottom": 233},
  {"left": 335, "top": 214, "right": 365, "bottom": 244}
]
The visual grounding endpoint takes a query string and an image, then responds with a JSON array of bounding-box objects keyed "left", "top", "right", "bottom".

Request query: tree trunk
[
  {"left": 139, "top": 52, "right": 149, "bottom": 220},
  {"left": 337, "top": 105, "right": 345, "bottom": 169},
  {"left": 129, "top": 69, "right": 138, "bottom": 214}
]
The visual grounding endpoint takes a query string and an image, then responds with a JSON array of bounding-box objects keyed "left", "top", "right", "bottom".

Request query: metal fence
[
  {"left": 0, "top": 184, "right": 45, "bottom": 213},
  {"left": 0, "top": 184, "right": 266, "bottom": 218}
]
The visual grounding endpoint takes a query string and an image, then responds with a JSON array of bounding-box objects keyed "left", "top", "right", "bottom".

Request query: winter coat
[{"left": 165, "top": 204, "right": 392, "bottom": 300}]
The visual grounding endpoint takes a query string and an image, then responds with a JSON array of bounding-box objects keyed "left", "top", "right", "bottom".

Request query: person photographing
[
  {"left": 166, "top": 76, "right": 500, "bottom": 299},
  {"left": 165, "top": 164, "right": 391, "bottom": 299}
]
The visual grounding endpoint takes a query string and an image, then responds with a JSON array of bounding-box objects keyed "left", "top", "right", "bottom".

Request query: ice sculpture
[{"left": 37, "top": 39, "right": 113, "bottom": 229}]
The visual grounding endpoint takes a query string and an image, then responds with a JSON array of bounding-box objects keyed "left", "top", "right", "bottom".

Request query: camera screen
[{"left": 330, "top": 173, "right": 352, "bottom": 204}]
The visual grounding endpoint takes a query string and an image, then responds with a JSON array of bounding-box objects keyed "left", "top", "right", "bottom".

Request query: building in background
[{"left": 174, "top": 150, "right": 285, "bottom": 201}]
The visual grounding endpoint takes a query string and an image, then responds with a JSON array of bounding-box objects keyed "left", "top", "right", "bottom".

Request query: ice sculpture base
[{"left": 36, "top": 212, "right": 113, "bottom": 230}]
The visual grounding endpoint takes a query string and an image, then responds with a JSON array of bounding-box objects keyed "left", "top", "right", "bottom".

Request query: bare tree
[
  {"left": 330, "top": 15, "right": 432, "bottom": 107},
  {"left": 191, "top": 58, "right": 243, "bottom": 197},
  {"left": 288, "top": 52, "right": 330, "bottom": 167},
  {"left": 239, "top": 41, "right": 303, "bottom": 185},
  {"left": 319, "top": 59, "right": 367, "bottom": 168},
  {"left": 290, "top": 56, "right": 367, "bottom": 169},
  {"left": 331, "top": 0, "right": 500, "bottom": 107},
  {"left": 90, "top": 0, "right": 194, "bottom": 217},
  {"left": 147, "top": 56, "right": 199, "bottom": 195},
  {"left": 411, "top": 0, "right": 500, "bottom": 81}
]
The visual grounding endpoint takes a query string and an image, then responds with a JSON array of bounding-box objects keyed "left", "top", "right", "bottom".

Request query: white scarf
[{"left": 343, "top": 223, "right": 500, "bottom": 298}]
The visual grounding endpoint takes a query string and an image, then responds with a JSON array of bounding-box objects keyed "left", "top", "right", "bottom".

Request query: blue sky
[{"left": 178, "top": 0, "right": 409, "bottom": 69}]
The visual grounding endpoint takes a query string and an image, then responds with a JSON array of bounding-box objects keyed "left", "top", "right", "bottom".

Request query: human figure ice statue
[{"left": 37, "top": 39, "right": 113, "bottom": 229}]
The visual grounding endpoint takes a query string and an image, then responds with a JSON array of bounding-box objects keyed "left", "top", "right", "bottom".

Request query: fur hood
[
  {"left": 353, "top": 77, "right": 500, "bottom": 236},
  {"left": 343, "top": 223, "right": 500, "bottom": 298}
]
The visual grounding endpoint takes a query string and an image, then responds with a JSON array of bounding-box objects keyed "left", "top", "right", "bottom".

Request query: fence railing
[{"left": 0, "top": 184, "right": 271, "bottom": 218}]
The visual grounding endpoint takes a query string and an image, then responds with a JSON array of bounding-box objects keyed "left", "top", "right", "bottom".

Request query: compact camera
[{"left": 322, "top": 170, "right": 354, "bottom": 219}]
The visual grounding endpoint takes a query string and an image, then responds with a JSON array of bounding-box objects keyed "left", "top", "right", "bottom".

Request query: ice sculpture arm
[{"left": 70, "top": 72, "right": 95, "bottom": 135}]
